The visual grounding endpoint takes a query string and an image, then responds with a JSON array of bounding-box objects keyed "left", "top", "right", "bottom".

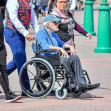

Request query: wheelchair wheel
[
  {"left": 55, "top": 87, "right": 67, "bottom": 100},
  {"left": 71, "top": 89, "right": 82, "bottom": 97},
  {"left": 19, "top": 58, "right": 55, "bottom": 98}
]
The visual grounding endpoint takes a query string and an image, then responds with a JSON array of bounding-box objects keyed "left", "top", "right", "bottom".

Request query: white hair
[{"left": 43, "top": 22, "right": 48, "bottom": 27}]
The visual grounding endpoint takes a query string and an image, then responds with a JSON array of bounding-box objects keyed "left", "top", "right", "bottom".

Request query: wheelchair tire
[
  {"left": 71, "top": 90, "right": 82, "bottom": 97},
  {"left": 55, "top": 87, "right": 67, "bottom": 100},
  {"left": 19, "top": 58, "right": 55, "bottom": 98}
]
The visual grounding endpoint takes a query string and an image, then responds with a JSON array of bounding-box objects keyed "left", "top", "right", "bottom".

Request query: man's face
[{"left": 48, "top": 21, "right": 59, "bottom": 32}]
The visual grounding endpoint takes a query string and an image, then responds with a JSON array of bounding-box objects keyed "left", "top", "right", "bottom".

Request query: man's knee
[
  {"left": 61, "top": 56, "right": 69, "bottom": 64},
  {"left": 70, "top": 54, "right": 79, "bottom": 61}
]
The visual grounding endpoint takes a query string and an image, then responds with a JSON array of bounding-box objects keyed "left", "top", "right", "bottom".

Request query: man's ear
[{"left": 47, "top": 23, "right": 50, "bottom": 27}]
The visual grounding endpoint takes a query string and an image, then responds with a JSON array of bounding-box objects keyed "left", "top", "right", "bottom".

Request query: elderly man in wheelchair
[{"left": 19, "top": 15, "right": 100, "bottom": 99}]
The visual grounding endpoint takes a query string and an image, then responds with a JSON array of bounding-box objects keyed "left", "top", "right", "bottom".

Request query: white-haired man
[{"left": 36, "top": 14, "right": 100, "bottom": 93}]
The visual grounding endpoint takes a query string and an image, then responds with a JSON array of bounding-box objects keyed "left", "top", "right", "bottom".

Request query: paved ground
[{"left": 0, "top": 4, "right": 111, "bottom": 111}]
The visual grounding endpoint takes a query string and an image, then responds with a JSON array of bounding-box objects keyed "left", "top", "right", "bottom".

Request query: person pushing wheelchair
[{"left": 36, "top": 14, "right": 100, "bottom": 94}]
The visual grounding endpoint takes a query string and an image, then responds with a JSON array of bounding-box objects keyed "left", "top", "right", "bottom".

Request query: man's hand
[
  {"left": 86, "top": 33, "right": 92, "bottom": 39},
  {"left": 60, "top": 48, "right": 69, "bottom": 59},
  {"left": 25, "top": 33, "right": 34, "bottom": 41},
  {"left": 70, "top": 46, "right": 76, "bottom": 55}
]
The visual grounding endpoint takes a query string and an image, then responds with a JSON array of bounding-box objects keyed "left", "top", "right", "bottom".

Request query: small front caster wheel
[{"left": 55, "top": 87, "right": 67, "bottom": 100}]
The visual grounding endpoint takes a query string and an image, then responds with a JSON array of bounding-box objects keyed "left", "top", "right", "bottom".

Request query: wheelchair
[{"left": 19, "top": 40, "right": 91, "bottom": 99}]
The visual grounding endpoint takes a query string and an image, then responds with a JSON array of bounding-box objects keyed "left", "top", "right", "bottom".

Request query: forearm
[
  {"left": 49, "top": 46, "right": 61, "bottom": 51},
  {"left": 75, "top": 22, "right": 88, "bottom": 36}
]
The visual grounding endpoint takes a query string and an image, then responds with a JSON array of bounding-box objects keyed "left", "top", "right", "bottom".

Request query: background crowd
[{"left": 32, "top": 0, "right": 85, "bottom": 18}]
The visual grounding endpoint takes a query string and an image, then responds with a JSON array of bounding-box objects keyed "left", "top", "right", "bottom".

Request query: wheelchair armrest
[
  {"left": 36, "top": 49, "right": 61, "bottom": 63},
  {"left": 38, "top": 49, "right": 57, "bottom": 53},
  {"left": 36, "top": 49, "right": 61, "bottom": 54}
]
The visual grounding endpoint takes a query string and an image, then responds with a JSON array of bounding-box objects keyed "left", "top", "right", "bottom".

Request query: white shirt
[{"left": 6, "top": 0, "right": 40, "bottom": 37}]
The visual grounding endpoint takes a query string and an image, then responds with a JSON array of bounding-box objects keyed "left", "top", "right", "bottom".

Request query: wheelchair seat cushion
[{"left": 36, "top": 54, "right": 60, "bottom": 66}]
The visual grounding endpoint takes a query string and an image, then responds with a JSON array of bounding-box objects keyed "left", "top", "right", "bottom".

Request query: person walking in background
[
  {"left": 76, "top": 0, "right": 85, "bottom": 10},
  {"left": 39, "top": 0, "right": 49, "bottom": 16},
  {"left": 47, "top": 0, "right": 55, "bottom": 13},
  {"left": 52, "top": 0, "right": 92, "bottom": 48},
  {"left": 69, "top": 0, "right": 77, "bottom": 17},
  {"left": 32, "top": 0, "right": 40, "bottom": 18},
  {"left": 0, "top": 8, "right": 21, "bottom": 103},
  {"left": 4, "top": 0, "right": 40, "bottom": 96}
]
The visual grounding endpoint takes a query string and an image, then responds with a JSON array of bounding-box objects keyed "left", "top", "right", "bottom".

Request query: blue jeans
[
  {"left": 42, "top": 6, "right": 48, "bottom": 11},
  {"left": 4, "top": 28, "right": 30, "bottom": 89}
]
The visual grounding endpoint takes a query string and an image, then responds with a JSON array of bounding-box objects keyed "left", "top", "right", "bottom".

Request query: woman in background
[{"left": 52, "top": 0, "right": 92, "bottom": 47}]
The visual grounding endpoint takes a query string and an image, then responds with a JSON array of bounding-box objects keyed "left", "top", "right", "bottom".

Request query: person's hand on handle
[
  {"left": 86, "top": 33, "right": 92, "bottom": 39},
  {"left": 25, "top": 33, "right": 34, "bottom": 41}
]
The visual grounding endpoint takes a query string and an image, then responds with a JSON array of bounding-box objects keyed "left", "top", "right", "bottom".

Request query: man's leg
[
  {"left": 4, "top": 29, "right": 17, "bottom": 75},
  {"left": 0, "top": 46, "right": 9, "bottom": 86},
  {"left": 61, "top": 56, "right": 77, "bottom": 89},
  {"left": 7, "top": 59, "right": 17, "bottom": 75},
  {"left": 4, "top": 28, "right": 30, "bottom": 89},
  {"left": 0, "top": 64, "right": 10, "bottom": 93},
  {"left": 61, "top": 56, "right": 72, "bottom": 74},
  {"left": 69, "top": 55, "right": 87, "bottom": 85},
  {"left": 0, "top": 46, "right": 9, "bottom": 88},
  {"left": 69, "top": 55, "right": 100, "bottom": 91},
  {"left": 0, "top": 65, "right": 21, "bottom": 102},
  {"left": 0, "top": 49, "right": 21, "bottom": 102}
]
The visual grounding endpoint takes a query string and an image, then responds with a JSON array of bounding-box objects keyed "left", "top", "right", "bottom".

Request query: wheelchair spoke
[
  {"left": 31, "top": 81, "right": 36, "bottom": 90},
  {"left": 27, "top": 68, "right": 36, "bottom": 77},
  {"left": 39, "top": 83, "right": 46, "bottom": 93},
  {"left": 39, "top": 77, "right": 52, "bottom": 83},
  {"left": 24, "top": 78, "right": 35, "bottom": 82}
]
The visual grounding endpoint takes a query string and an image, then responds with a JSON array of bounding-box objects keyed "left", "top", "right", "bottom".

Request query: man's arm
[
  {"left": 6, "top": 0, "right": 29, "bottom": 37},
  {"left": 36, "top": 29, "right": 69, "bottom": 58},
  {"left": 49, "top": 46, "right": 69, "bottom": 58}
]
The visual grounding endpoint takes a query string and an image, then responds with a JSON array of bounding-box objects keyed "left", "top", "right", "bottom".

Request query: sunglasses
[{"left": 58, "top": 1, "right": 67, "bottom": 3}]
